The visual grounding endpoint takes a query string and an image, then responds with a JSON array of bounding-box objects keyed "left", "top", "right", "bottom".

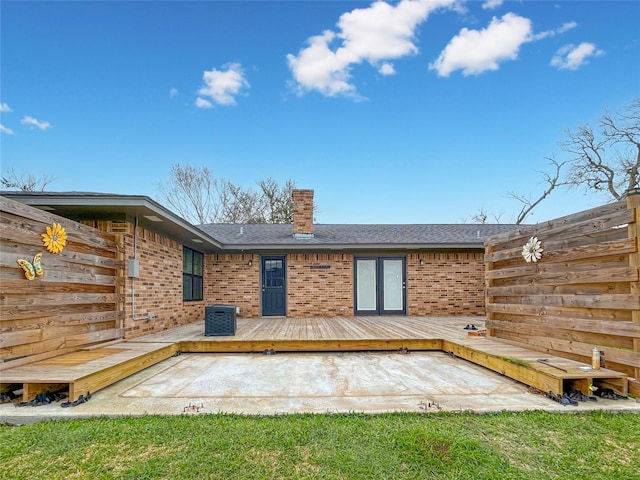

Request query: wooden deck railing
[
  {"left": 484, "top": 192, "right": 640, "bottom": 396},
  {"left": 0, "top": 196, "right": 125, "bottom": 369}
]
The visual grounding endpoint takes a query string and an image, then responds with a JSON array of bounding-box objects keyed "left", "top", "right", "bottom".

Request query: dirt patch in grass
[
  {"left": 415, "top": 436, "right": 453, "bottom": 460},
  {"left": 294, "top": 446, "right": 321, "bottom": 475},
  {"left": 105, "top": 443, "right": 181, "bottom": 474}
]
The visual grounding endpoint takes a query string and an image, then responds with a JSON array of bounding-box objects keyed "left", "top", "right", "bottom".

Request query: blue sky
[{"left": 1, "top": 0, "right": 638, "bottom": 224}]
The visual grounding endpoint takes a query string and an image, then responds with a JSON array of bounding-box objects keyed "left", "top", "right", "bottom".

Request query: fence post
[
  {"left": 627, "top": 189, "right": 640, "bottom": 383},
  {"left": 484, "top": 242, "right": 496, "bottom": 337},
  {"left": 114, "top": 233, "right": 125, "bottom": 337}
]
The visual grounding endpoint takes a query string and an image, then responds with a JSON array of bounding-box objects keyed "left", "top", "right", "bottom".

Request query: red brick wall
[
  {"left": 287, "top": 253, "right": 353, "bottom": 316},
  {"left": 406, "top": 252, "right": 485, "bottom": 316},
  {"left": 86, "top": 221, "right": 205, "bottom": 338},
  {"left": 205, "top": 251, "right": 485, "bottom": 318},
  {"left": 206, "top": 253, "right": 261, "bottom": 317},
  {"left": 84, "top": 219, "right": 487, "bottom": 323}
]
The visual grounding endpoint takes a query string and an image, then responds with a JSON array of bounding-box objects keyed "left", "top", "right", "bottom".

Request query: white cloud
[
  {"left": 532, "top": 20, "right": 578, "bottom": 41},
  {"left": 197, "top": 63, "right": 249, "bottom": 106},
  {"left": 429, "top": 13, "right": 532, "bottom": 77},
  {"left": 0, "top": 124, "right": 15, "bottom": 135},
  {"left": 288, "top": 30, "right": 357, "bottom": 98},
  {"left": 379, "top": 62, "right": 396, "bottom": 75},
  {"left": 482, "top": 0, "right": 503, "bottom": 10},
  {"left": 195, "top": 97, "right": 213, "bottom": 109},
  {"left": 287, "top": 0, "right": 457, "bottom": 98},
  {"left": 21, "top": 115, "right": 51, "bottom": 130},
  {"left": 558, "top": 21, "right": 577, "bottom": 34},
  {"left": 0, "top": 103, "right": 12, "bottom": 113},
  {"left": 550, "top": 42, "right": 604, "bottom": 70},
  {"left": 169, "top": 88, "right": 179, "bottom": 98}
]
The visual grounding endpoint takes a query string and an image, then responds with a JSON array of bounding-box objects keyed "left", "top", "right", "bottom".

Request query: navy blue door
[{"left": 262, "top": 256, "right": 286, "bottom": 316}]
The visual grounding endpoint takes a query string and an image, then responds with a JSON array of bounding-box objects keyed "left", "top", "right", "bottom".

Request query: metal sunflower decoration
[
  {"left": 522, "top": 236, "right": 543, "bottom": 263},
  {"left": 42, "top": 222, "right": 67, "bottom": 254}
]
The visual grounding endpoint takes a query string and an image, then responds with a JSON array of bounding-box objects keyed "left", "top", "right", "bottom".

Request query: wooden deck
[{"left": 1, "top": 316, "right": 629, "bottom": 402}]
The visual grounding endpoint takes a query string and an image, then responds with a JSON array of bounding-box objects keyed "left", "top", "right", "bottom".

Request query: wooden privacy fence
[
  {"left": 485, "top": 193, "right": 640, "bottom": 396},
  {"left": 0, "top": 196, "right": 125, "bottom": 369}
]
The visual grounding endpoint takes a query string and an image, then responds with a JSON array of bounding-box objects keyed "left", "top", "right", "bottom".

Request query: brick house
[{"left": 4, "top": 190, "right": 517, "bottom": 339}]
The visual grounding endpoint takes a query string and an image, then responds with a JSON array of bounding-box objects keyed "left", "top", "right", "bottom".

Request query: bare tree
[
  {"left": 158, "top": 163, "right": 298, "bottom": 224},
  {"left": 466, "top": 97, "right": 639, "bottom": 224},
  {"left": 1, "top": 168, "right": 55, "bottom": 191},
  {"left": 256, "top": 178, "right": 295, "bottom": 223},
  {"left": 217, "top": 180, "right": 262, "bottom": 223},
  {"left": 563, "top": 97, "right": 639, "bottom": 200},
  {"left": 158, "top": 164, "right": 219, "bottom": 224},
  {"left": 217, "top": 178, "right": 298, "bottom": 223},
  {"left": 466, "top": 208, "right": 504, "bottom": 225},
  {"left": 465, "top": 159, "right": 562, "bottom": 225},
  {"left": 507, "top": 157, "right": 567, "bottom": 224}
]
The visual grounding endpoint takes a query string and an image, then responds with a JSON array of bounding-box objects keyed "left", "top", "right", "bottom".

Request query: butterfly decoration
[{"left": 17, "top": 253, "right": 44, "bottom": 280}]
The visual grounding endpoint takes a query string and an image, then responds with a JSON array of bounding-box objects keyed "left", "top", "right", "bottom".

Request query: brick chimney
[{"left": 292, "top": 189, "right": 314, "bottom": 238}]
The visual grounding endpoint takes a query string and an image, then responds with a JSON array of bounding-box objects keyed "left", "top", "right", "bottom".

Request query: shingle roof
[{"left": 198, "top": 223, "right": 519, "bottom": 249}]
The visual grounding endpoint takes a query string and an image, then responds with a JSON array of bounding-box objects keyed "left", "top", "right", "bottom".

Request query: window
[{"left": 183, "top": 247, "right": 203, "bottom": 301}]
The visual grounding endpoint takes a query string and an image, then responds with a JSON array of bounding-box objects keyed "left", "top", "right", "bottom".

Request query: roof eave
[
  {"left": 2, "top": 192, "right": 223, "bottom": 251},
  {"left": 219, "top": 242, "right": 485, "bottom": 251}
]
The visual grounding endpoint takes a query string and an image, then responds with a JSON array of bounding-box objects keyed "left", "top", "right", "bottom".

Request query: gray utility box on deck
[{"left": 205, "top": 304, "right": 236, "bottom": 336}]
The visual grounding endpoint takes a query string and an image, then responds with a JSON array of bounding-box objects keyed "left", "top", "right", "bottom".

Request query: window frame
[{"left": 183, "top": 246, "right": 204, "bottom": 302}]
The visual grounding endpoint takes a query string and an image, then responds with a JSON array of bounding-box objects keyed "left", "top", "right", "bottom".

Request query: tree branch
[{"left": 508, "top": 157, "right": 568, "bottom": 224}]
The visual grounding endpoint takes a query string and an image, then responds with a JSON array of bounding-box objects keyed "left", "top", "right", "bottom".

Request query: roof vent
[{"left": 293, "top": 233, "right": 314, "bottom": 240}]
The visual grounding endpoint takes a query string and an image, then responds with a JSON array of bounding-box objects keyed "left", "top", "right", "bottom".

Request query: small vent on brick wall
[{"left": 109, "top": 221, "right": 129, "bottom": 233}]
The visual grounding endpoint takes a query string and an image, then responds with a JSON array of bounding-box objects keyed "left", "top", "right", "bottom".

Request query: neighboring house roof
[
  {"left": 2, "top": 191, "right": 520, "bottom": 252},
  {"left": 199, "top": 223, "right": 520, "bottom": 251}
]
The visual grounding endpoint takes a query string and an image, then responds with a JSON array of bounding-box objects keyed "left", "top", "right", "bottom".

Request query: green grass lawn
[{"left": 1, "top": 411, "right": 638, "bottom": 479}]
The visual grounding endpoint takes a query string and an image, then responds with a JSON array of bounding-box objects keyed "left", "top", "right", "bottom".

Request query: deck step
[
  {"left": 1, "top": 342, "right": 178, "bottom": 402},
  {"left": 442, "top": 340, "right": 628, "bottom": 397}
]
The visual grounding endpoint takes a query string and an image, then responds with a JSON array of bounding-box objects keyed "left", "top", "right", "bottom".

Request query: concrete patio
[{"left": 2, "top": 349, "right": 639, "bottom": 425}]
